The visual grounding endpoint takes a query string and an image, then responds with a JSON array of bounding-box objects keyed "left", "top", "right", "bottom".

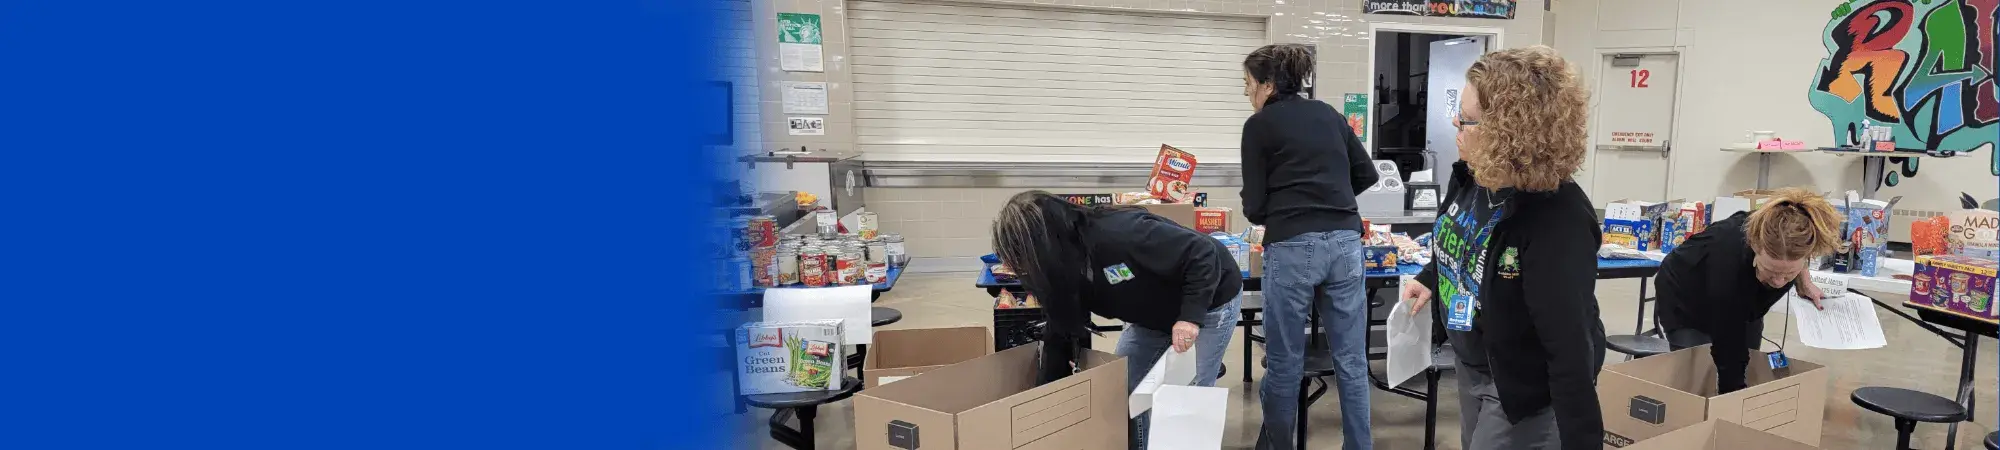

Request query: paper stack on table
[
  {"left": 1787, "top": 275, "right": 1887, "bottom": 350},
  {"left": 1128, "top": 347, "right": 1197, "bottom": 418}
]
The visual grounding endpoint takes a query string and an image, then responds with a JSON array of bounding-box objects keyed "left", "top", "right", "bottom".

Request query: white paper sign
[
  {"left": 1788, "top": 275, "right": 1887, "bottom": 350},
  {"left": 1146, "top": 385, "right": 1228, "bottom": 450},
  {"left": 781, "top": 81, "right": 828, "bottom": 115},
  {"left": 779, "top": 43, "right": 823, "bottom": 72},
  {"left": 1387, "top": 278, "right": 1434, "bottom": 387},
  {"left": 762, "top": 285, "right": 874, "bottom": 344},
  {"left": 1128, "top": 347, "right": 1197, "bottom": 418},
  {"left": 787, "top": 116, "right": 824, "bottom": 136}
]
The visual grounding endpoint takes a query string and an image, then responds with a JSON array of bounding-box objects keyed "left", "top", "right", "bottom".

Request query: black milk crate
[{"left": 993, "top": 307, "right": 1045, "bottom": 352}]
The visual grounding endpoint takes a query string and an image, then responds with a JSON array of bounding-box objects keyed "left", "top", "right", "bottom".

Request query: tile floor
[{"left": 729, "top": 272, "right": 1998, "bottom": 449}]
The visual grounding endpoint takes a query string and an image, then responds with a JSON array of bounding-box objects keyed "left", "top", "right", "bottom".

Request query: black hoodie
[
  {"left": 1238, "top": 94, "right": 1379, "bottom": 246},
  {"left": 1034, "top": 208, "right": 1241, "bottom": 383},
  {"left": 1415, "top": 162, "right": 1606, "bottom": 449}
]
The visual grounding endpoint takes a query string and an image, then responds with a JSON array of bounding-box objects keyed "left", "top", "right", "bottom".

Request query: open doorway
[{"left": 1365, "top": 24, "right": 1502, "bottom": 193}]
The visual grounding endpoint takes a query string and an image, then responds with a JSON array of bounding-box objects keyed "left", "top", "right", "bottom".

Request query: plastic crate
[{"left": 993, "top": 307, "right": 1045, "bottom": 352}]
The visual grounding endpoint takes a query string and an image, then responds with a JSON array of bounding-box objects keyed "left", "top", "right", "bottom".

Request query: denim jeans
[
  {"left": 1255, "top": 230, "right": 1370, "bottom": 450},
  {"left": 1117, "top": 296, "right": 1239, "bottom": 450}
]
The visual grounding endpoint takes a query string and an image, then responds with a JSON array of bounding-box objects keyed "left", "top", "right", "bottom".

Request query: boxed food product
[
  {"left": 1616, "top": 420, "right": 1818, "bottom": 449},
  {"left": 1604, "top": 202, "right": 1656, "bottom": 252},
  {"left": 1909, "top": 255, "right": 1998, "bottom": 325},
  {"left": 1843, "top": 199, "right": 1892, "bottom": 276},
  {"left": 735, "top": 320, "right": 847, "bottom": 395},
  {"left": 1148, "top": 145, "right": 1198, "bottom": 203},
  {"left": 1193, "top": 207, "right": 1233, "bottom": 233},
  {"left": 1598, "top": 345, "right": 1827, "bottom": 447},
  {"left": 852, "top": 344, "right": 1129, "bottom": 450},
  {"left": 1660, "top": 201, "right": 1707, "bottom": 253},
  {"left": 1913, "top": 215, "right": 1953, "bottom": 257},
  {"left": 1140, "top": 203, "right": 1199, "bottom": 230},
  {"left": 863, "top": 327, "right": 992, "bottom": 388},
  {"left": 1948, "top": 208, "right": 1999, "bottom": 259},
  {"left": 1364, "top": 245, "right": 1401, "bottom": 275}
]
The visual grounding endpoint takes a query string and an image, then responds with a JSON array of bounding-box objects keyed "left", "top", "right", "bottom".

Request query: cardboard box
[
  {"left": 735, "top": 320, "right": 848, "bottom": 395},
  {"left": 1617, "top": 420, "right": 1818, "bottom": 449},
  {"left": 1141, "top": 203, "right": 1199, "bottom": 230},
  {"left": 1909, "top": 255, "right": 1998, "bottom": 325},
  {"left": 1598, "top": 345, "right": 1828, "bottom": 447},
  {"left": 864, "top": 327, "right": 995, "bottom": 388},
  {"left": 1604, "top": 202, "right": 1656, "bottom": 252},
  {"left": 853, "top": 345, "right": 1129, "bottom": 450},
  {"left": 1193, "top": 207, "right": 1233, "bottom": 234},
  {"left": 1364, "top": 245, "right": 1401, "bottom": 275}
]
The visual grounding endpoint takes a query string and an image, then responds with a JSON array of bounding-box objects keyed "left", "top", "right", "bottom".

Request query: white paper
[
  {"left": 762, "top": 285, "right": 874, "bottom": 344},
  {"left": 1787, "top": 275, "right": 1888, "bottom": 350},
  {"left": 781, "top": 81, "right": 828, "bottom": 115},
  {"left": 779, "top": 42, "right": 823, "bottom": 72},
  {"left": 1127, "top": 347, "right": 1197, "bottom": 418},
  {"left": 786, "top": 116, "right": 824, "bottom": 136},
  {"left": 1146, "top": 385, "right": 1228, "bottom": 450},
  {"left": 1387, "top": 282, "right": 1434, "bottom": 387}
]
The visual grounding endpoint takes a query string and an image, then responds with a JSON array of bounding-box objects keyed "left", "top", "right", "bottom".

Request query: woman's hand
[
  {"left": 1402, "top": 279, "right": 1432, "bottom": 316},
  {"left": 1171, "top": 321, "right": 1200, "bottom": 353},
  {"left": 1796, "top": 280, "right": 1825, "bottom": 310}
]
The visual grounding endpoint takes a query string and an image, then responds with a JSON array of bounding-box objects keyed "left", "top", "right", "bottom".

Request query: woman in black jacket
[
  {"left": 1400, "top": 46, "right": 1605, "bottom": 450},
  {"left": 992, "top": 191, "right": 1241, "bottom": 450},
  {"left": 1656, "top": 188, "right": 1840, "bottom": 394}
]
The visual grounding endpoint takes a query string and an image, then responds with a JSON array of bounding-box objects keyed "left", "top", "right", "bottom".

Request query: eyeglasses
[{"left": 1453, "top": 116, "right": 1479, "bottom": 131}]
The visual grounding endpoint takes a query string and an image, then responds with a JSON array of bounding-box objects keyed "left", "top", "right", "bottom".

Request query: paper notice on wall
[
  {"left": 1146, "top": 385, "right": 1228, "bottom": 450},
  {"left": 1128, "top": 347, "right": 1197, "bottom": 418},
  {"left": 1787, "top": 274, "right": 1887, "bottom": 350},
  {"left": 781, "top": 82, "right": 828, "bottom": 115},
  {"left": 777, "top": 13, "right": 824, "bottom": 72},
  {"left": 787, "top": 116, "right": 825, "bottom": 136}
]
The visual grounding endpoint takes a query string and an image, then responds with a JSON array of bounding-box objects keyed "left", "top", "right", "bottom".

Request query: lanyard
[{"left": 1454, "top": 192, "right": 1509, "bottom": 290}]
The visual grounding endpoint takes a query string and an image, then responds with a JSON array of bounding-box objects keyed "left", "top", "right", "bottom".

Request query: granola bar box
[{"left": 1909, "top": 255, "right": 1998, "bottom": 325}]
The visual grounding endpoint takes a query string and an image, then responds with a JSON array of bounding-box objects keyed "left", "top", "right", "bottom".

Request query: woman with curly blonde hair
[{"left": 1400, "top": 46, "right": 1605, "bottom": 450}]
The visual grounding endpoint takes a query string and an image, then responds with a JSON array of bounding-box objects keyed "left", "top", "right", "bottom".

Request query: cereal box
[
  {"left": 736, "top": 320, "right": 847, "bottom": 395},
  {"left": 1844, "top": 199, "right": 1891, "bottom": 276},
  {"left": 1909, "top": 255, "right": 1998, "bottom": 325},
  {"left": 1148, "top": 145, "right": 1198, "bottom": 203},
  {"left": 1604, "top": 202, "right": 1656, "bottom": 252},
  {"left": 1364, "top": 245, "right": 1401, "bottom": 275}
]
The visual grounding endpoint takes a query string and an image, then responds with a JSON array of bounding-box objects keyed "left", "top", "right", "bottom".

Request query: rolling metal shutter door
[{"left": 848, "top": 1, "right": 1265, "bottom": 162}]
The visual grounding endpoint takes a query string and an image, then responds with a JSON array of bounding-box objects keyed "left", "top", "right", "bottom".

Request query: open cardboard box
[
  {"left": 864, "top": 327, "right": 993, "bottom": 388},
  {"left": 1618, "top": 419, "right": 1819, "bottom": 449},
  {"left": 853, "top": 344, "right": 1129, "bottom": 450},
  {"left": 1599, "top": 345, "right": 1828, "bottom": 447}
]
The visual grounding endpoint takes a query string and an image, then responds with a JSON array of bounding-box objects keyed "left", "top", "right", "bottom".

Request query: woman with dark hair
[
  {"left": 1400, "top": 46, "right": 1605, "bottom": 450},
  {"left": 992, "top": 190, "right": 1241, "bottom": 450},
  {"left": 1656, "top": 188, "right": 1841, "bottom": 394},
  {"left": 1238, "top": 43, "right": 1379, "bottom": 450}
]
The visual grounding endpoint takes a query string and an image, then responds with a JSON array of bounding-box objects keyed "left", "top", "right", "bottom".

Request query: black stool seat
[
  {"left": 871, "top": 307, "right": 903, "bottom": 327},
  {"left": 1984, "top": 431, "right": 1997, "bottom": 450},
  {"left": 1606, "top": 334, "right": 1670, "bottom": 358},
  {"left": 1851, "top": 387, "right": 1967, "bottom": 423}
]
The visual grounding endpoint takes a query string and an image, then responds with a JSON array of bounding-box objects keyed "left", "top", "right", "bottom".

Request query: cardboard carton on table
[
  {"left": 1598, "top": 345, "right": 1828, "bottom": 447},
  {"left": 863, "top": 327, "right": 993, "bottom": 388},
  {"left": 1618, "top": 419, "right": 1818, "bottom": 449},
  {"left": 853, "top": 344, "right": 1129, "bottom": 450}
]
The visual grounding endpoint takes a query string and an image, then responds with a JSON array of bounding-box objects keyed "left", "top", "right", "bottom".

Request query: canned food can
[
  {"left": 799, "top": 246, "right": 828, "bottom": 288},
  {"left": 750, "top": 246, "right": 778, "bottom": 288},
  {"left": 748, "top": 215, "right": 778, "bottom": 248},
  {"left": 865, "top": 238, "right": 887, "bottom": 265},
  {"left": 836, "top": 251, "right": 861, "bottom": 285},
  {"left": 776, "top": 248, "right": 800, "bottom": 286},
  {"left": 883, "top": 233, "right": 907, "bottom": 266},
  {"left": 865, "top": 263, "right": 888, "bottom": 284}
]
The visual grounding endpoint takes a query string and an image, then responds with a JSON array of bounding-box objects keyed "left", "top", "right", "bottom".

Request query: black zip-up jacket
[
  {"left": 1239, "top": 93, "right": 1379, "bottom": 246},
  {"left": 1036, "top": 208, "right": 1242, "bottom": 383},
  {"left": 1655, "top": 212, "right": 1792, "bottom": 394},
  {"left": 1416, "top": 162, "right": 1606, "bottom": 449}
]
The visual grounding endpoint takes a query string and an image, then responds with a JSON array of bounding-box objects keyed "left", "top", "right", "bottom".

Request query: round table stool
[
  {"left": 745, "top": 376, "right": 864, "bottom": 450},
  {"left": 1851, "top": 386, "right": 1968, "bottom": 450}
]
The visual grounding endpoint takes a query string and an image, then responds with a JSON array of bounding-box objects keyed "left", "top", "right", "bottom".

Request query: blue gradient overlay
[{"left": 1, "top": 1, "right": 730, "bottom": 448}]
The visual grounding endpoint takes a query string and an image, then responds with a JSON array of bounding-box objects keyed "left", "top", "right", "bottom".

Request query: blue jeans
[
  {"left": 1256, "top": 230, "right": 1370, "bottom": 450},
  {"left": 1117, "top": 296, "right": 1239, "bottom": 450}
]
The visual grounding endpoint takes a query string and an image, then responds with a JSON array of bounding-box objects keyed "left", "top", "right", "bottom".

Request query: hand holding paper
[
  {"left": 1387, "top": 291, "right": 1434, "bottom": 387},
  {"left": 1788, "top": 275, "right": 1887, "bottom": 350}
]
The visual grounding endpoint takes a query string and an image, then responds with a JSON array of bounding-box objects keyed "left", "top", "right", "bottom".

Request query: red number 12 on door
[{"left": 1629, "top": 69, "right": 1651, "bottom": 88}]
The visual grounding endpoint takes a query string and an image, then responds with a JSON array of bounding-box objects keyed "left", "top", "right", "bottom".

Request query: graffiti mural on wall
[{"left": 1810, "top": 0, "right": 2000, "bottom": 186}]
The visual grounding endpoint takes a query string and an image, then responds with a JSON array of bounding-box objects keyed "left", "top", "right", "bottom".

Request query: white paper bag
[
  {"left": 762, "top": 285, "right": 874, "bottom": 344},
  {"left": 1146, "top": 385, "right": 1228, "bottom": 450},
  {"left": 1387, "top": 277, "right": 1434, "bottom": 387},
  {"left": 1128, "top": 347, "right": 1198, "bottom": 418}
]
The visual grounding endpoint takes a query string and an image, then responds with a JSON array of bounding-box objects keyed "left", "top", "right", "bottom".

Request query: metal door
[
  {"left": 1425, "top": 36, "right": 1487, "bottom": 194},
  {"left": 1590, "top": 53, "right": 1678, "bottom": 204}
]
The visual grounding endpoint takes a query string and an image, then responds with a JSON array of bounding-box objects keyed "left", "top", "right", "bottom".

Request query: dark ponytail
[
  {"left": 1244, "top": 44, "right": 1315, "bottom": 97},
  {"left": 993, "top": 191, "right": 1098, "bottom": 340}
]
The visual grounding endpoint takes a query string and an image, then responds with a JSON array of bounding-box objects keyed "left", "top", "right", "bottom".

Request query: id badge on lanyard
[{"left": 1445, "top": 292, "right": 1477, "bottom": 331}]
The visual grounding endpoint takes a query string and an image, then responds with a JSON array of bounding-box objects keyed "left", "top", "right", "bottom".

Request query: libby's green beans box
[{"left": 735, "top": 319, "right": 846, "bottom": 395}]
